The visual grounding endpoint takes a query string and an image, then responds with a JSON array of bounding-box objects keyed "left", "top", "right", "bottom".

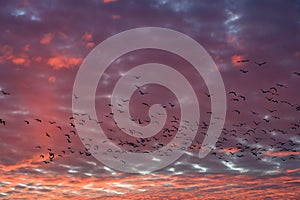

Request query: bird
[
  {"left": 1, "top": 90, "right": 10, "bottom": 95},
  {"left": 261, "top": 89, "right": 270, "bottom": 94},
  {"left": 276, "top": 83, "right": 287, "bottom": 88},
  {"left": 0, "top": 119, "right": 6, "bottom": 125},
  {"left": 49, "top": 152, "right": 55, "bottom": 161},
  {"left": 240, "top": 69, "right": 248, "bottom": 74},
  {"left": 64, "top": 134, "right": 70, "bottom": 139},
  {"left": 169, "top": 102, "right": 175, "bottom": 107},
  {"left": 24, "top": 120, "right": 30, "bottom": 124},
  {"left": 269, "top": 87, "right": 277, "bottom": 93},
  {"left": 121, "top": 98, "right": 129, "bottom": 102},
  {"left": 267, "top": 109, "right": 276, "bottom": 113},
  {"left": 49, "top": 121, "right": 56, "bottom": 124},
  {"left": 138, "top": 90, "right": 147, "bottom": 95},
  {"left": 142, "top": 102, "right": 150, "bottom": 107},
  {"left": 70, "top": 130, "right": 76, "bottom": 135},
  {"left": 233, "top": 110, "right": 241, "bottom": 114},
  {"left": 46, "top": 132, "right": 50, "bottom": 137},
  {"left": 73, "top": 94, "right": 79, "bottom": 99},
  {"left": 293, "top": 71, "right": 300, "bottom": 76},
  {"left": 204, "top": 92, "right": 211, "bottom": 98},
  {"left": 35, "top": 118, "right": 42, "bottom": 123},
  {"left": 253, "top": 121, "right": 261, "bottom": 126},
  {"left": 229, "top": 91, "right": 237, "bottom": 96},
  {"left": 254, "top": 61, "right": 267, "bottom": 66},
  {"left": 239, "top": 95, "right": 246, "bottom": 100},
  {"left": 237, "top": 59, "right": 250, "bottom": 63}
]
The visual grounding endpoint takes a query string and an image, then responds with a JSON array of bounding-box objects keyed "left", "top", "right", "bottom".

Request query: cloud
[
  {"left": 47, "top": 55, "right": 83, "bottom": 70},
  {"left": 82, "top": 32, "right": 93, "bottom": 41},
  {"left": 103, "top": 0, "right": 118, "bottom": 3},
  {"left": 11, "top": 57, "right": 27, "bottom": 65},
  {"left": 40, "top": 33, "right": 54, "bottom": 45},
  {"left": 112, "top": 14, "right": 121, "bottom": 19},
  {"left": 48, "top": 76, "right": 56, "bottom": 83},
  {"left": 86, "top": 42, "right": 95, "bottom": 48}
]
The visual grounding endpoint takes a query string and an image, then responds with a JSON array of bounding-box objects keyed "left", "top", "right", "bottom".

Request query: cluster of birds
[{"left": 0, "top": 61, "right": 299, "bottom": 168}]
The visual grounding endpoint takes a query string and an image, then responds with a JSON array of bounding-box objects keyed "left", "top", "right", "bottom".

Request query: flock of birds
[{"left": 0, "top": 60, "right": 300, "bottom": 170}]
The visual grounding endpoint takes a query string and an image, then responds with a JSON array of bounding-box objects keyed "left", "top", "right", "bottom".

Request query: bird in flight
[
  {"left": 293, "top": 71, "right": 300, "bottom": 76},
  {"left": 254, "top": 61, "right": 267, "bottom": 66},
  {"left": 73, "top": 94, "right": 79, "bottom": 99},
  {"left": 0, "top": 119, "right": 6, "bottom": 125},
  {"left": 240, "top": 69, "right": 249, "bottom": 74},
  {"left": 35, "top": 118, "right": 42, "bottom": 123},
  {"left": 237, "top": 59, "right": 250, "bottom": 63},
  {"left": 1, "top": 90, "right": 10, "bottom": 95}
]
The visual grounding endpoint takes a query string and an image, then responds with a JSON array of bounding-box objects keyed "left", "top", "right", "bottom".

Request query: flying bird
[
  {"left": 0, "top": 119, "right": 6, "bottom": 125},
  {"left": 229, "top": 91, "right": 237, "bottom": 96},
  {"left": 293, "top": 71, "right": 300, "bottom": 76},
  {"left": 254, "top": 61, "right": 267, "bottom": 66},
  {"left": 237, "top": 59, "right": 250, "bottom": 63},
  {"left": 35, "top": 118, "right": 42, "bottom": 123},
  {"left": 240, "top": 69, "right": 248, "bottom": 74},
  {"left": 1, "top": 90, "right": 10, "bottom": 95}
]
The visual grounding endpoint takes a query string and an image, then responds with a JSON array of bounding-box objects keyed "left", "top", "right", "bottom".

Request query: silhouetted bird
[
  {"left": 0, "top": 119, "right": 6, "bottom": 125},
  {"left": 1, "top": 90, "right": 10, "bottom": 95},
  {"left": 255, "top": 61, "right": 267, "bottom": 66}
]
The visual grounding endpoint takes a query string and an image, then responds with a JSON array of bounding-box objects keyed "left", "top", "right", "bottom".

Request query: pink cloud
[
  {"left": 103, "top": 0, "right": 118, "bottom": 3},
  {"left": 47, "top": 55, "right": 83, "bottom": 70},
  {"left": 40, "top": 33, "right": 54, "bottom": 45},
  {"left": 82, "top": 32, "right": 93, "bottom": 41},
  {"left": 112, "top": 14, "right": 121, "bottom": 19},
  {"left": 48, "top": 76, "right": 56, "bottom": 83}
]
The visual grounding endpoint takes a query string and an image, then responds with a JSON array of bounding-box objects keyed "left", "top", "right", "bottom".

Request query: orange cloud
[
  {"left": 112, "top": 14, "right": 121, "bottom": 19},
  {"left": 48, "top": 76, "right": 56, "bottom": 83},
  {"left": 231, "top": 54, "right": 246, "bottom": 67},
  {"left": 86, "top": 42, "right": 95, "bottom": 48},
  {"left": 40, "top": 33, "right": 54, "bottom": 45},
  {"left": 11, "top": 57, "right": 27, "bottom": 65},
  {"left": 47, "top": 55, "right": 83, "bottom": 70},
  {"left": 287, "top": 168, "right": 300, "bottom": 173},
  {"left": 82, "top": 32, "right": 93, "bottom": 41},
  {"left": 103, "top": 0, "right": 118, "bottom": 3},
  {"left": 23, "top": 44, "right": 30, "bottom": 51},
  {"left": 264, "top": 151, "right": 300, "bottom": 157}
]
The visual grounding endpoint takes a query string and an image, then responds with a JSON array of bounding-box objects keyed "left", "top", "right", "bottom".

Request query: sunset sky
[{"left": 0, "top": 0, "right": 300, "bottom": 199}]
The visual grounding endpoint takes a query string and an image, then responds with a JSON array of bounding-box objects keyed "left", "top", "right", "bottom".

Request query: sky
[{"left": 0, "top": 0, "right": 300, "bottom": 199}]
